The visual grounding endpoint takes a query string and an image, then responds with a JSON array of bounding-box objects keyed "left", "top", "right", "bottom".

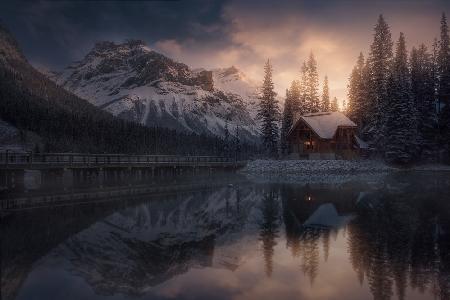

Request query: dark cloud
[{"left": 0, "top": 0, "right": 231, "bottom": 68}]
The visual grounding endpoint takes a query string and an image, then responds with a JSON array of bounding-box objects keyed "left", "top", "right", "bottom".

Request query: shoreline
[{"left": 241, "top": 159, "right": 450, "bottom": 174}]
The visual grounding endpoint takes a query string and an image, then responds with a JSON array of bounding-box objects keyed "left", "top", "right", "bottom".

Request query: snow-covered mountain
[{"left": 52, "top": 40, "right": 261, "bottom": 142}]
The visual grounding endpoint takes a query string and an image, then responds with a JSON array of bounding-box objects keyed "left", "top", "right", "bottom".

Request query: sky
[{"left": 1, "top": 0, "right": 449, "bottom": 105}]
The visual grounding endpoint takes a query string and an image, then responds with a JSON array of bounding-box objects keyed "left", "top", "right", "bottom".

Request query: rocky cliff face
[{"left": 53, "top": 40, "right": 262, "bottom": 142}]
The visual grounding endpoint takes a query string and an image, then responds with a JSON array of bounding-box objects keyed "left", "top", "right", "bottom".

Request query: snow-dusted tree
[
  {"left": 234, "top": 125, "right": 241, "bottom": 161},
  {"left": 300, "top": 62, "right": 309, "bottom": 112},
  {"left": 384, "top": 33, "right": 417, "bottom": 164},
  {"left": 342, "top": 98, "right": 347, "bottom": 112},
  {"left": 223, "top": 118, "right": 230, "bottom": 157},
  {"left": 280, "top": 89, "right": 294, "bottom": 156},
  {"left": 331, "top": 97, "right": 338, "bottom": 112},
  {"left": 321, "top": 76, "right": 330, "bottom": 111},
  {"left": 304, "top": 52, "right": 320, "bottom": 113},
  {"left": 410, "top": 44, "right": 438, "bottom": 160},
  {"left": 170, "top": 100, "right": 179, "bottom": 119},
  {"left": 289, "top": 80, "right": 303, "bottom": 117},
  {"left": 257, "top": 59, "right": 280, "bottom": 157},
  {"left": 348, "top": 53, "right": 367, "bottom": 127},
  {"left": 438, "top": 13, "right": 450, "bottom": 158},
  {"left": 366, "top": 15, "right": 393, "bottom": 147}
]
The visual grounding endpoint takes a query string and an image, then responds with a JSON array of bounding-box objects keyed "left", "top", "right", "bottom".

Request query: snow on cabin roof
[
  {"left": 290, "top": 111, "right": 357, "bottom": 139},
  {"left": 303, "top": 203, "right": 353, "bottom": 229}
]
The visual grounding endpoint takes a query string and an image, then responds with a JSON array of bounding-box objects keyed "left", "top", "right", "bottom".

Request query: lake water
[{"left": 2, "top": 172, "right": 450, "bottom": 300}]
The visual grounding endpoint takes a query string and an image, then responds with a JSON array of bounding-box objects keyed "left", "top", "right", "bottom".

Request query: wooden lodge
[{"left": 286, "top": 111, "right": 359, "bottom": 160}]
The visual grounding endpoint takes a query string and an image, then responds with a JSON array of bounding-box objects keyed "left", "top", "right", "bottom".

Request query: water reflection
[
  {"left": 2, "top": 172, "right": 450, "bottom": 300},
  {"left": 348, "top": 188, "right": 450, "bottom": 300},
  {"left": 259, "top": 189, "right": 281, "bottom": 277}
]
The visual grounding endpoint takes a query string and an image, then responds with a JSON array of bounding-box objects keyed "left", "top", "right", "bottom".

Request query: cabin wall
[{"left": 287, "top": 121, "right": 357, "bottom": 159}]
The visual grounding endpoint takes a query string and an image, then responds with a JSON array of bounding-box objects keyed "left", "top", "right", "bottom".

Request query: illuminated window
[{"left": 304, "top": 141, "right": 315, "bottom": 150}]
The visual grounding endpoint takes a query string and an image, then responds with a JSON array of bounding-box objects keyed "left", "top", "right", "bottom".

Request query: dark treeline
[
  {"left": 0, "top": 24, "right": 257, "bottom": 157},
  {"left": 347, "top": 14, "right": 450, "bottom": 164}
]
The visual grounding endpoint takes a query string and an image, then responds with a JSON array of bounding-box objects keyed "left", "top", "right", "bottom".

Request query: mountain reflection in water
[{"left": 2, "top": 172, "right": 450, "bottom": 300}]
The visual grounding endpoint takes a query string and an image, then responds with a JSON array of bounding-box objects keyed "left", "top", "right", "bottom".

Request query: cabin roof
[{"left": 289, "top": 111, "right": 357, "bottom": 139}]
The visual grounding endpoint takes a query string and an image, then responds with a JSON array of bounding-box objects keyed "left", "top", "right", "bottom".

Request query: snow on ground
[
  {"left": 242, "top": 159, "right": 395, "bottom": 174},
  {"left": 410, "top": 164, "right": 450, "bottom": 171},
  {"left": 241, "top": 159, "right": 450, "bottom": 186}
]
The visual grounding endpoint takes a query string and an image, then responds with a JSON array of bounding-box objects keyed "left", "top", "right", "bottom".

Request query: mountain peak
[
  {"left": 125, "top": 39, "right": 146, "bottom": 48},
  {"left": 93, "top": 41, "right": 116, "bottom": 51},
  {"left": 222, "top": 66, "right": 239, "bottom": 76},
  {"left": 0, "top": 21, "right": 26, "bottom": 64},
  {"left": 92, "top": 39, "right": 150, "bottom": 54},
  {"left": 53, "top": 39, "right": 262, "bottom": 142}
]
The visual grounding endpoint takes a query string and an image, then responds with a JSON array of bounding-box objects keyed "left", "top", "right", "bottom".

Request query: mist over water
[{"left": 2, "top": 172, "right": 450, "bottom": 300}]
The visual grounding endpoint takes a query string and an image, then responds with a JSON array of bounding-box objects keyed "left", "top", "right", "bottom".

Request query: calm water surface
[{"left": 2, "top": 172, "right": 450, "bottom": 300}]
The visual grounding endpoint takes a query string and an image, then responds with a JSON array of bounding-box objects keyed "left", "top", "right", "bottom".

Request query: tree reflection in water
[
  {"left": 278, "top": 172, "right": 450, "bottom": 299},
  {"left": 347, "top": 190, "right": 450, "bottom": 300},
  {"left": 258, "top": 188, "right": 281, "bottom": 277}
]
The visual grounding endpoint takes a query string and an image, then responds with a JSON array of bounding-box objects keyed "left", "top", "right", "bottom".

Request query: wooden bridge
[{"left": 0, "top": 152, "right": 247, "bottom": 190}]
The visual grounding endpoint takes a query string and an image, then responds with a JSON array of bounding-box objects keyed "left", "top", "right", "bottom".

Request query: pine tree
[
  {"left": 280, "top": 89, "right": 294, "bottom": 156},
  {"left": 257, "top": 59, "right": 280, "bottom": 157},
  {"left": 321, "top": 76, "right": 330, "bottom": 111},
  {"left": 384, "top": 33, "right": 417, "bottom": 164},
  {"left": 331, "top": 97, "right": 338, "bottom": 112},
  {"left": 348, "top": 53, "right": 366, "bottom": 127},
  {"left": 438, "top": 13, "right": 450, "bottom": 159},
  {"left": 366, "top": 15, "right": 394, "bottom": 148},
  {"left": 289, "top": 80, "right": 303, "bottom": 117},
  {"left": 234, "top": 125, "right": 241, "bottom": 161},
  {"left": 223, "top": 118, "right": 230, "bottom": 157},
  {"left": 304, "top": 52, "right": 320, "bottom": 113},
  {"left": 410, "top": 44, "right": 438, "bottom": 160},
  {"left": 300, "top": 62, "right": 309, "bottom": 112}
]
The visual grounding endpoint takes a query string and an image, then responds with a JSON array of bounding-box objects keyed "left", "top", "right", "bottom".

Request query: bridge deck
[{"left": 1, "top": 152, "right": 246, "bottom": 170}]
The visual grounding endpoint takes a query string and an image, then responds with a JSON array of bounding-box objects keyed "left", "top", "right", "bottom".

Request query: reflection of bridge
[
  {"left": 0, "top": 152, "right": 247, "bottom": 190},
  {"left": 1, "top": 177, "right": 248, "bottom": 210}
]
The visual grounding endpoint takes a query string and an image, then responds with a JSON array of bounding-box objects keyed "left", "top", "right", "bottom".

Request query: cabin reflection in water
[{"left": 2, "top": 174, "right": 450, "bottom": 300}]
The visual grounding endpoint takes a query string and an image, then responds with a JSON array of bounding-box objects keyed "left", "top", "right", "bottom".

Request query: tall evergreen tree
[
  {"left": 331, "top": 97, "right": 338, "bottom": 112},
  {"left": 234, "top": 125, "right": 241, "bottom": 161},
  {"left": 410, "top": 44, "right": 438, "bottom": 159},
  {"left": 304, "top": 52, "right": 320, "bottom": 112},
  {"left": 384, "top": 33, "right": 417, "bottom": 164},
  {"left": 257, "top": 59, "right": 280, "bottom": 157},
  {"left": 438, "top": 13, "right": 450, "bottom": 158},
  {"left": 280, "top": 89, "right": 294, "bottom": 156},
  {"left": 223, "top": 118, "right": 230, "bottom": 157},
  {"left": 300, "top": 62, "right": 309, "bottom": 112},
  {"left": 366, "top": 14, "right": 394, "bottom": 147},
  {"left": 289, "top": 80, "right": 303, "bottom": 117},
  {"left": 321, "top": 75, "right": 330, "bottom": 111},
  {"left": 348, "top": 53, "right": 367, "bottom": 127}
]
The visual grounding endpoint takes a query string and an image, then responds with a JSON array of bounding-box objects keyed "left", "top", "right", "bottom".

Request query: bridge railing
[{"left": 0, "top": 151, "right": 236, "bottom": 166}]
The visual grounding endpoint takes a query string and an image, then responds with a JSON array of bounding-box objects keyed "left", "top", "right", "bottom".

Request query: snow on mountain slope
[
  {"left": 211, "top": 66, "right": 261, "bottom": 121},
  {"left": 52, "top": 40, "right": 261, "bottom": 142}
]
